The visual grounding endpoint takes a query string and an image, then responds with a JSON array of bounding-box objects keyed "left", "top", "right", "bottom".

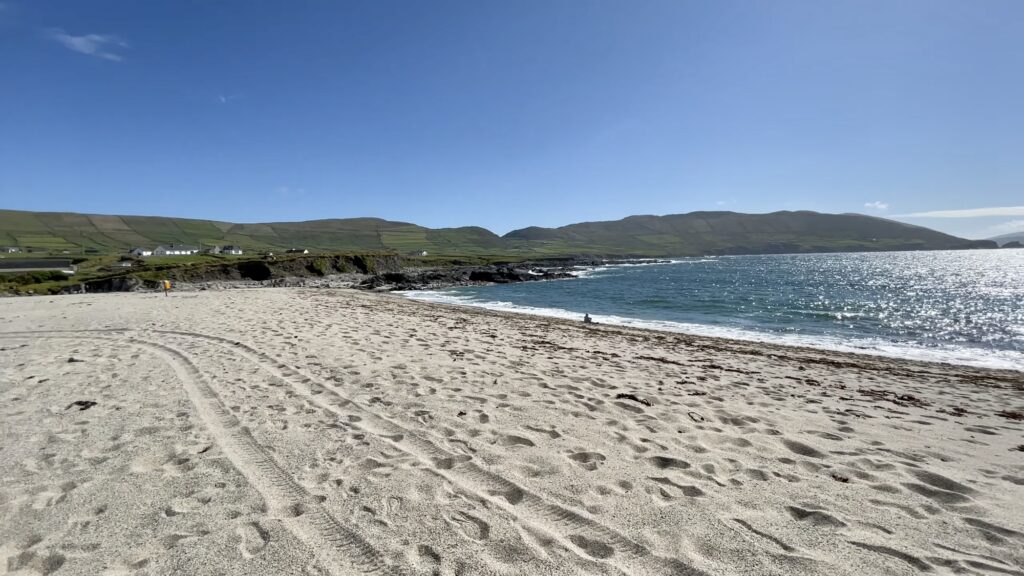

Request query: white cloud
[
  {"left": 896, "top": 206, "right": 1024, "bottom": 218},
  {"left": 864, "top": 201, "right": 889, "bottom": 211},
  {"left": 218, "top": 94, "right": 241, "bottom": 104},
  {"left": 46, "top": 28, "right": 128, "bottom": 61}
]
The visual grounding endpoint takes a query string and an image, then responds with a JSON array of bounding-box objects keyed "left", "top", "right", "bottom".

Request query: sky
[{"left": 1, "top": 1, "right": 1022, "bottom": 238}]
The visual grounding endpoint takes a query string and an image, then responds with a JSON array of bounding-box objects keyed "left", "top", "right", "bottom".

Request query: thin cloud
[
  {"left": 218, "top": 94, "right": 241, "bottom": 104},
  {"left": 864, "top": 201, "right": 889, "bottom": 211},
  {"left": 896, "top": 206, "right": 1024, "bottom": 218},
  {"left": 46, "top": 28, "right": 128, "bottom": 61},
  {"left": 986, "top": 219, "right": 1024, "bottom": 235}
]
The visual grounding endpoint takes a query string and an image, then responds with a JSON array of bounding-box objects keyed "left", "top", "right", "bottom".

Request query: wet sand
[{"left": 1, "top": 288, "right": 1022, "bottom": 575}]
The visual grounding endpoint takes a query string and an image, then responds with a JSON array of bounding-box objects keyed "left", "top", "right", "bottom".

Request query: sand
[{"left": 1, "top": 287, "right": 1022, "bottom": 575}]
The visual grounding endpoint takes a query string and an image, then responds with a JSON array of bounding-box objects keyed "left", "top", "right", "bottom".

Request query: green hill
[
  {"left": 504, "top": 211, "right": 996, "bottom": 255},
  {"left": 0, "top": 211, "right": 505, "bottom": 256},
  {"left": 0, "top": 209, "right": 995, "bottom": 257}
]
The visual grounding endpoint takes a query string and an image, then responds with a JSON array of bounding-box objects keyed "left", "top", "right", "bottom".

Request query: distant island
[{"left": 0, "top": 209, "right": 997, "bottom": 257}]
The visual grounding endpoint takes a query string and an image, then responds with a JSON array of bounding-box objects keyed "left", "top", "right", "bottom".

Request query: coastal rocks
[
  {"left": 357, "top": 265, "right": 574, "bottom": 291},
  {"left": 59, "top": 275, "right": 144, "bottom": 294}
]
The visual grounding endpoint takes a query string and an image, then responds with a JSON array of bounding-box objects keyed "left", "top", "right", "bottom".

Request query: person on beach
[
  {"left": 162, "top": 279, "right": 171, "bottom": 296},
  {"left": 583, "top": 313, "right": 593, "bottom": 324}
]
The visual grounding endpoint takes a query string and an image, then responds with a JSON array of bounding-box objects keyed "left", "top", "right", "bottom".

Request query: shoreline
[
  {"left": 384, "top": 289, "right": 1024, "bottom": 382},
  {"left": 395, "top": 287, "right": 1024, "bottom": 374}
]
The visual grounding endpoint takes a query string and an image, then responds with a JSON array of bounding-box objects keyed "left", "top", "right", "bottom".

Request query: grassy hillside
[
  {"left": 0, "top": 209, "right": 995, "bottom": 257},
  {"left": 504, "top": 211, "right": 996, "bottom": 255},
  {"left": 0, "top": 211, "right": 508, "bottom": 257}
]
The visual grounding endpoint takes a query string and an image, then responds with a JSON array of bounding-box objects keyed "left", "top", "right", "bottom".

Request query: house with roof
[
  {"left": 205, "top": 245, "right": 244, "bottom": 255},
  {"left": 129, "top": 247, "right": 153, "bottom": 257},
  {"left": 153, "top": 244, "right": 199, "bottom": 256}
]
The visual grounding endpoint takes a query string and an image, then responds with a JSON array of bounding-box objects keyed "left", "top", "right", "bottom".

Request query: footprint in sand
[
  {"left": 237, "top": 522, "right": 270, "bottom": 558},
  {"left": 5, "top": 549, "right": 66, "bottom": 575},
  {"left": 646, "top": 456, "right": 691, "bottom": 470},
  {"left": 446, "top": 511, "right": 490, "bottom": 542},
  {"left": 780, "top": 439, "right": 826, "bottom": 459},
  {"left": 495, "top": 434, "right": 535, "bottom": 448},
  {"left": 567, "top": 534, "right": 615, "bottom": 559},
  {"left": 567, "top": 452, "right": 606, "bottom": 471},
  {"left": 31, "top": 481, "right": 78, "bottom": 510},
  {"left": 786, "top": 506, "right": 847, "bottom": 528}
]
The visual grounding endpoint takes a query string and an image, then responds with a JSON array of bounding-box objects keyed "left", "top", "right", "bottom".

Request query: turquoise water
[{"left": 402, "top": 250, "right": 1024, "bottom": 370}]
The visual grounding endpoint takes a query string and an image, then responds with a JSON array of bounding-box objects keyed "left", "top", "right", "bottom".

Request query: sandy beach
[{"left": 1, "top": 287, "right": 1021, "bottom": 575}]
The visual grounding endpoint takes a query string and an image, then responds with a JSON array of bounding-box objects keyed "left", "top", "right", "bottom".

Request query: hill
[
  {"left": 502, "top": 211, "right": 995, "bottom": 255},
  {"left": 989, "top": 231, "right": 1024, "bottom": 247},
  {"left": 0, "top": 210, "right": 504, "bottom": 256},
  {"left": 0, "top": 209, "right": 995, "bottom": 257}
]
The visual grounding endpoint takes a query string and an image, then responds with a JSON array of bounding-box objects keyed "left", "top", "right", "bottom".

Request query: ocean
[{"left": 400, "top": 250, "right": 1024, "bottom": 371}]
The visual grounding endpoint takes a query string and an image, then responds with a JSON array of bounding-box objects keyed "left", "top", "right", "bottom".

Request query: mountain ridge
[{"left": 0, "top": 208, "right": 997, "bottom": 257}]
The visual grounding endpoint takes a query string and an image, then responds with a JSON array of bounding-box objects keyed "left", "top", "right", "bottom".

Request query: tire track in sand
[
  {"left": 0, "top": 332, "right": 397, "bottom": 576},
  {"left": 151, "top": 328, "right": 706, "bottom": 576}
]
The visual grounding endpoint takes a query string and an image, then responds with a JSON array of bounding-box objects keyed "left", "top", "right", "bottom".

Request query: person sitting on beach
[{"left": 583, "top": 313, "right": 593, "bottom": 324}]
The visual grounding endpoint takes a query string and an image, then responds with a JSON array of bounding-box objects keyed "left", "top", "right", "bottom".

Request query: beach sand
[{"left": 1, "top": 288, "right": 1021, "bottom": 575}]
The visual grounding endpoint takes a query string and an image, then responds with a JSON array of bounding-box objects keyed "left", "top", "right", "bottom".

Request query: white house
[
  {"left": 153, "top": 244, "right": 199, "bottom": 256},
  {"left": 129, "top": 247, "right": 153, "bottom": 257},
  {"left": 286, "top": 248, "right": 309, "bottom": 254},
  {"left": 222, "top": 245, "right": 243, "bottom": 255}
]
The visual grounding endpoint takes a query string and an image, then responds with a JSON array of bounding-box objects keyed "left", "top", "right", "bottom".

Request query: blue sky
[{"left": 1, "top": 1, "right": 1022, "bottom": 238}]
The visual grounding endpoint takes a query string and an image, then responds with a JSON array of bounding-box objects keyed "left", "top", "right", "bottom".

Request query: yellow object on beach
[{"left": 163, "top": 280, "right": 171, "bottom": 290}]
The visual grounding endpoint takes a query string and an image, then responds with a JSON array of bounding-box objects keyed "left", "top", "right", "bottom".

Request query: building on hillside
[
  {"left": 129, "top": 247, "right": 153, "bottom": 257},
  {"left": 103, "top": 261, "right": 134, "bottom": 271},
  {"left": 286, "top": 248, "right": 309, "bottom": 254},
  {"left": 2, "top": 247, "right": 21, "bottom": 253},
  {"left": 222, "top": 245, "right": 243, "bottom": 255},
  {"left": 153, "top": 244, "right": 199, "bottom": 256}
]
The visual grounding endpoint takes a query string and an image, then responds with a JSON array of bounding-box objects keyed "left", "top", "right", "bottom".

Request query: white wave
[
  {"left": 570, "top": 266, "right": 613, "bottom": 279},
  {"left": 398, "top": 290, "right": 1024, "bottom": 371},
  {"left": 570, "top": 258, "right": 716, "bottom": 279}
]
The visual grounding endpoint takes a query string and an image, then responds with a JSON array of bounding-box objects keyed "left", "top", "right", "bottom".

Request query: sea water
[{"left": 400, "top": 250, "right": 1024, "bottom": 371}]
